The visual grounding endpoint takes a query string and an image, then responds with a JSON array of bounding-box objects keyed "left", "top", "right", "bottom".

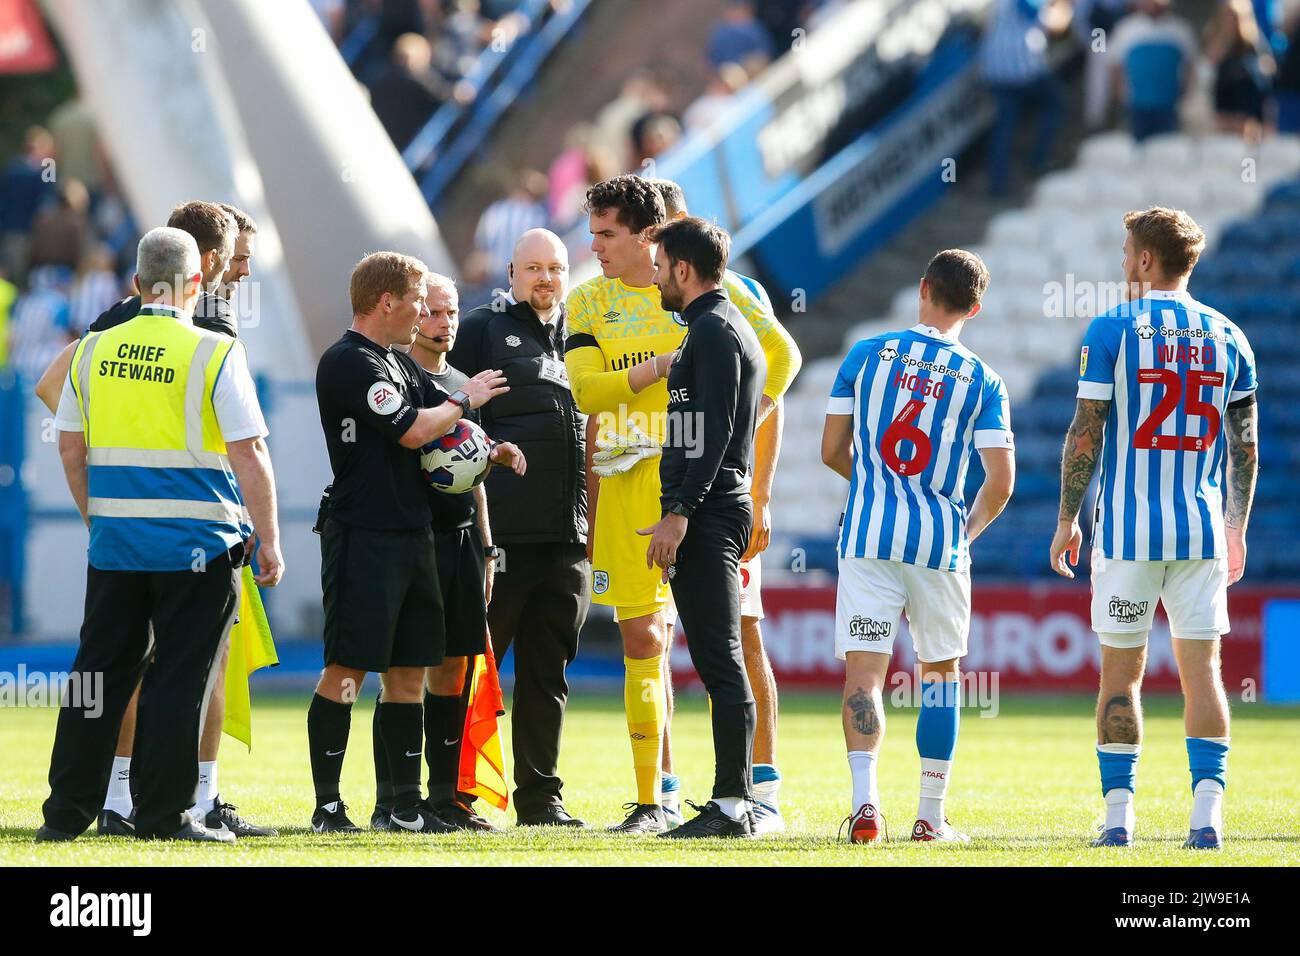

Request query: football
[{"left": 420, "top": 419, "right": 492, "bottom": 495}]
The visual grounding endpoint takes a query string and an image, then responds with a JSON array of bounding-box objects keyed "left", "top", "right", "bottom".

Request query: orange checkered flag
[{"left": 457, "top": 636, "right": 509, "bottom": 810}]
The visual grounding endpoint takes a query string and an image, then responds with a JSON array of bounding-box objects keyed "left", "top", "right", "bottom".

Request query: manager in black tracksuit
[
  {"left": 640, "top": 217, "right": 765, "bottom": 839},
  {"left": 449, "top": 228, "right": 590, "bottom": 826}
]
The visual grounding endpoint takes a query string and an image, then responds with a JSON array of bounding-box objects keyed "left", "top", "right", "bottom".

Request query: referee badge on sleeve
[
  {"left": 367, "top": 381, "right": 402, "bottom": 415},
  {"left": 1079, "top": 346, "right": 1088, "bottom": 377}
]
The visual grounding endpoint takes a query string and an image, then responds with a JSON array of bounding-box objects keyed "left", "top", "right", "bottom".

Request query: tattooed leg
[
  {"left": 843, "top": 651, "right": 890, "bottom": 752},
  {"left": 1097, "top": 645, "right": 1146, "bottom": 746}
]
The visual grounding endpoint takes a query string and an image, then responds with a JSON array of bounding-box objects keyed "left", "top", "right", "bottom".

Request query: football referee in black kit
[
  {"left": 310, "top": 252, "right": 510, "bottom": 834},
  {"left": 638, "top": 217, "right": 766, "bottom": 839}
]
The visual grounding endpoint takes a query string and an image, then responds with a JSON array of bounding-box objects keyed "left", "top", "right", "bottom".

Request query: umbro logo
[
  {"left": 505, "top": 334, "right": 522, "bottom": 347},
  {"left": 603, "top": 311, "right": 621, "bottom": 320},
  {"left": 630, "top": 732, "right": 647, "bottom": 740},
  {"left": 1136, "top": 325, "right": 1157, "bottom": 340},
  {"left": 878, "top": 346, "right": 899, "bottom": 361}
]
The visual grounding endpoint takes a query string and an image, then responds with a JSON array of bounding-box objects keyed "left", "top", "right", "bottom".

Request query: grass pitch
[{"left": 2, "top": 691, "right": 1297, "bottom": 866}]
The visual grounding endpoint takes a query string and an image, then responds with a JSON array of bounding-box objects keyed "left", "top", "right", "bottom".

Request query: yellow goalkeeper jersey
[{"left": 564, "top": 270, "right": 801, "bottom": 443}]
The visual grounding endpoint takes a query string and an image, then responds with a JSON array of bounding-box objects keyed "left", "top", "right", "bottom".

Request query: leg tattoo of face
[
  {"left": 1102, "top": 695, "right": 1139, "bottom": 744},
  {"left": 847, "top": 687, "right": 879, "bottom": 736}
]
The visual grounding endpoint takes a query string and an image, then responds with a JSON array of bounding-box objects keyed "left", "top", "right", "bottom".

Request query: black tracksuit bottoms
[
  {"left": 668, "top": 498, "right": 755, "bottom": 801},
  {"left": 42, "top": 546, "right": 240, "bottom": 837},
  {"left": 487, "top": 542, "right": 590, "bottom": 819}
]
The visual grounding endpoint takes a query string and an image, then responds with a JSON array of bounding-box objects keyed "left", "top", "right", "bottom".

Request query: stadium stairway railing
[{"left": 406, "top": 0, "right": 593, "bottom": 207}]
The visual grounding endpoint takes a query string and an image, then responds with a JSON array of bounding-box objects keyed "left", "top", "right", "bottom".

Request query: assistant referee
[
  {"left": 639, "top": 217, "right": 765, "bottom": 839},
  {"left": 309, "top": 252, "right": 508, "bottom": 834}
]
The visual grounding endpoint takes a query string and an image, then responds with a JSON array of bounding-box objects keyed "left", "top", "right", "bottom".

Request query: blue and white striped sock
[
  {"left": 916, "top": 681, "right": 960, "bottom": 823},
  {"left": 1097, "top": 743, "right": 1140, "bottom": 832},
  {"left": 1187, "top": 737, "right": 1229, "bottom": 831}
]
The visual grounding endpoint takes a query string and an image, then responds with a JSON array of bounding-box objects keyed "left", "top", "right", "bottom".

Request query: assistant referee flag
[{"left": 222, "top": 564, "right": 279, "bottom": 749}]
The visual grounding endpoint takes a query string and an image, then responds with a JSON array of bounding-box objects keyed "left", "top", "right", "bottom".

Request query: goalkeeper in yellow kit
[{"left": 564, "top": 175, "right": 801, "bottom": 832}]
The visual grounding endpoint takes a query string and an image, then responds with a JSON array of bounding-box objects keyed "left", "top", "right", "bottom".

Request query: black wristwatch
[
  {"left": 484, "top": 546, "right": 504, "bottom": 562},
  {"left": 665, "top": 501, "right": 694, "bottom": 519},
  {"left": 449, "top": 389, "right": 472, "bottom": 414}
]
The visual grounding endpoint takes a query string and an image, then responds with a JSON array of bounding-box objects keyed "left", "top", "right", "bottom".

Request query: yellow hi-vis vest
[{"left": 70, "top": 305, "right": 247, "bottom": 571}]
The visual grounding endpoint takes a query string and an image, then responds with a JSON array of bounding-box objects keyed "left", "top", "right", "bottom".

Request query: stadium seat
[
  {"left": 1079, "top": 131, "right": 1138, "bottom": 171},
  {"left": 987, "top": 211, "right": 1041, "bottom": 248},
  {"left": 1034, "top": 171, "right": 1092, "bottom": 210},
  {"left": 1139, "top": 133, "right": 1198, "bottom": 173}
]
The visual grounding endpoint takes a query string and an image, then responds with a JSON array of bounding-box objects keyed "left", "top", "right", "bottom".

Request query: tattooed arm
[
  {"left": 1049, "top": 397, "right": 1110, "bottom": 578},
  {"left": 1224, "top": 400, "right": 1258, "bottom": 585}
]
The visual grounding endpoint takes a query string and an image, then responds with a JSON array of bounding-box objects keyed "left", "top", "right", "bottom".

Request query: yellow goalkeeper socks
[{"left": 624, "top": 655, "right": 667, "bottom": 806}]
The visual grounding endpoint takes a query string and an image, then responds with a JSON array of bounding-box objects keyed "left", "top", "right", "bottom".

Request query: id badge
[{"left": 539, "top": 354, "right": 570, "bottom": 389}]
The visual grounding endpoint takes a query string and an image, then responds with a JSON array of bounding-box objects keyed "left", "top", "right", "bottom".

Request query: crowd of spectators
[
  {"left": 980, "top": 0, "right": 1300, "bottom": 195},
  {"left": 322, "top": 0, "right": 557, "bottom": 151},
  {"left": 458, "top": 0, "right": 850, "bottom": 296},
  {"left": 0, "top": 118, "right": 138, "bottom": 385}
]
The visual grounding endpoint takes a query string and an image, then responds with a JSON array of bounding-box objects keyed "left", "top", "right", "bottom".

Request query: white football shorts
[
  {"left": 834, "top": 557, "right": 970, "bottom": 662},
  {"left": 1091, "top": 552, "right": 1229, "bottom": 646},
  {"left": 739, "top": 556, "right": 763, "bottom": 620}
]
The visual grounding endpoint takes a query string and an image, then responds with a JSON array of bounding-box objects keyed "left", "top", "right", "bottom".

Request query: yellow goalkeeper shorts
[{"left": 590, "top": 455, "right": 671, "bottom": 610}]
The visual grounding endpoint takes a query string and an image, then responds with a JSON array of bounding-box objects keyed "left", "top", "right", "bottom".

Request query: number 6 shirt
[
  {"left": 827, "top": 324, "right": 1013, "bottom": 572},
  {"left": 1077, "top": 289, "right": 1257, "bottom": 562}
]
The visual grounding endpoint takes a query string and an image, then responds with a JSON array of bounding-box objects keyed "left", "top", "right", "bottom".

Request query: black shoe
[
  {"left": 206, "top": 796, "right": 278, "bottom": 837},
  {"left": 426, "top": 799, "right": 499, "bottom": 832},
  {"left": 388, "top": 803, "right": 456, "bottom": 834},
  {"left": 517, "top": 805, "right": 585, "bottom": 828},
  {"left": 312, "top": 801, "right": 361, "bottom": 833},
  {"left": 146, "top": 820, "right": 236, "bottom": 843},
  {"left": 659, "top": 801, "right": 754, "bottom": 839},
  {"left": 608, "top": 802, "right": 667, "bottom": 834},
  {"left": 370, "top": 804, "right": 394, "bottom": 831},
  {"left": 96, "top": 809, "right": 136, "bottom": 836},
  {"left": 34, "top": 825, "right": 77, "bottom": 843}
]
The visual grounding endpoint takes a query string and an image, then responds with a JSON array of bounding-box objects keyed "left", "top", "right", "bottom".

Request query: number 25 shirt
[{"left": 1077, "top": 290, "right": 1257, "bottom": 562}]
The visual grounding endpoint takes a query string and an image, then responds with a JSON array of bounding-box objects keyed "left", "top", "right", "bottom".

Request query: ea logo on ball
[{"left": 367, "top": 381, "right": 402, "bottom": 415}]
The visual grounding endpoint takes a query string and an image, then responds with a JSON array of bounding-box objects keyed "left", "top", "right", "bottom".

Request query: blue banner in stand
[{"left": 732, "top": 37, "right": 993, "bottom": 304}]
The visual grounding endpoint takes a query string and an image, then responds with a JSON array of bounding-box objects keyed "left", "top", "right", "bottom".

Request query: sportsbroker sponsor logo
[
  {"left": 848, "top": 616, "right": 890, "bottom": 641},
  {"left": 1108, "top": 597, "right": 1150, "bottom": 624}
]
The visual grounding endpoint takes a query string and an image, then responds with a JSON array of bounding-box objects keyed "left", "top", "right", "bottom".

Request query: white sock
[
  {"left": 1190, "top": 779, "right": 1224, "bottom": 831},
  {"left": 195, "top": 760, "right": 218, "bottom": 814},
  {"left": 103, "top": 756, "right": 132, "bottom": 816},
  {"left": 752, "top": 764, "right": 781, "bottom": 808},
  {"left": 917, "top": 757, "right": 952, "bottom": 824},
  {"left": 1104, "top": 788, "right": 1135, "bottom": 833},
  {"left": 847, "top": 750, "right": 879, "bottom": 811},
  {"left": 660, "top": 773, "right": 679, "bottom": 812},
  {"left": 713, "top": 796, "right": 749, "bottom": 821}
]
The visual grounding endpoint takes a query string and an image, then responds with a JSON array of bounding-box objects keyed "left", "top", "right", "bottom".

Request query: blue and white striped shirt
[
  {"left": 828, "top": 324, "right": 1013, "bottom": 572},
  {"left": 1078, "top": 290, "right": 1257, "bottom": 562}
]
